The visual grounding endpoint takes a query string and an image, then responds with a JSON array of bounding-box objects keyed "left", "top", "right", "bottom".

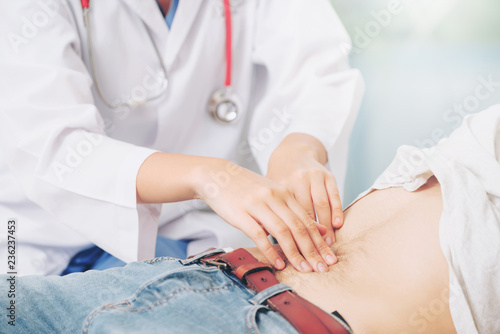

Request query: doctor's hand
[
  {"left": 192, "top": 159, "right": 337, "bottom": 273},
  {"left": 266, "top": 133, "right": 344, "bottom": 247},
  {"left": 136, "top": 152, "right": 336, "bottom": 272}
]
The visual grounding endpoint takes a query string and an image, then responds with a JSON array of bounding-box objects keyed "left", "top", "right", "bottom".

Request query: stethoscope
[{"left": 81, "top": 0, "right": 241, "bottom": 124}]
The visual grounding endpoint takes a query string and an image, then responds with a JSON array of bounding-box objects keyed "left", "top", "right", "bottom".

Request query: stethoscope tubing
[
  {"left": 223, "top": 0, "right": 232, "bottom": 88},
  {"left": 80, "top": 0, "right": 238, "bottom": 121}
]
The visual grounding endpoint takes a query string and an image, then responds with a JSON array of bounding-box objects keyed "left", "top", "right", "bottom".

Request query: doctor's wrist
[
  {"left": 191, "top": 158, "right": 241, "bottom": 201},
  {"left": 271, "top": 133, "right": 328, "bottom": 166}
]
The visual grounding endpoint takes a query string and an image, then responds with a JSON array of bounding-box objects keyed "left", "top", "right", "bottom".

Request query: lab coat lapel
[
  {"left": 165, "top": 1, "right": 203, "bottom": 62},
  {"left": 121, "top": 0, "right": 169, "bottom": 41}
]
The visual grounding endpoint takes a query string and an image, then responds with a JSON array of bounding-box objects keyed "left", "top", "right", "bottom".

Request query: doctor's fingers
[
  {"left": 247, "top": 206, "right": 316, "bottom": 273},
  {"left": 291, "top": 182, "right": 317, "bottom": 223},
  {"left": 286, "top": 182, "right": 328, "bottom": 237},
  {"left": 325, "top": 174, "right": 344, "bottom": 229},
  {"left": 283, "top": 198, "right": 338, "bottom": 267},
  {"left": 268, "top": 200, "right": 336, "bottom": 272},
  {"left": 236, "top": 213, "right": 285, "bottom": 270},
  {"left": 311, "top": 175, "right": 335, "bottom": 244},
  {"left": 250, "top": 204, "right": 327, "bottom": 273}
]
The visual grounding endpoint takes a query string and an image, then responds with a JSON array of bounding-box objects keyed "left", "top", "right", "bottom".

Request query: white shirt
[{"left": 0, "top": 0, "right": 363, "bottom": 275}]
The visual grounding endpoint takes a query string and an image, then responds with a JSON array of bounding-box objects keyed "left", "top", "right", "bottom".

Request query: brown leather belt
[{"left": 199, "top": 248, "right": 351, "bottom": 334}]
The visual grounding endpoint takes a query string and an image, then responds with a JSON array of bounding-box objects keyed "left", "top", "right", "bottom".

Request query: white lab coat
[{"left": 0, "top": 0, "right": 363, "bottom": 275}]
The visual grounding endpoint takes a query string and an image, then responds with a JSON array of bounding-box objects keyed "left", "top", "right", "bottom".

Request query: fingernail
[
  {"left": 335, "top": 217, "right": 342, "bottom": 226},
  {"left": 317, "top": 262, "right": 327, "bottom": 272},
  {"left": 325, "top": 237, "right": 333, "bottom": 246},
  {"left": 301, "top": 261, "right": 312, "bottom": 272},
  {"left": 275, "top": 258, "right": 285, "bottom": 269},
  {"left": 326, "top": 254, "right": 336, "bottom": 265}
]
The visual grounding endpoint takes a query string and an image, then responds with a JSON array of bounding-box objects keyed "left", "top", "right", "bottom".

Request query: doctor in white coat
[{"left": 0, "top": 0, "right": 363, "bottom": 276}]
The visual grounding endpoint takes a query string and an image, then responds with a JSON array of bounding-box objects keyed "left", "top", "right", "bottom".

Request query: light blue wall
[{"left": 330, "top": 0, "right": 500, "bottom": 204}]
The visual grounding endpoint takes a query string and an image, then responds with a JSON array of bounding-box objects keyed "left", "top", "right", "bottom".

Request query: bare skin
[{"left": 247, "top": 176, "right": 456, "bottom": 334}]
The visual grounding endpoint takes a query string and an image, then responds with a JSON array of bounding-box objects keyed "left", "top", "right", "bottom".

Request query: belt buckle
[{"left": 204, "top": 259, "right": 230, "bottom": 272}]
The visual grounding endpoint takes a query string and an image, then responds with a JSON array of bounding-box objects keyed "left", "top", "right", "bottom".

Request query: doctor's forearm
[{"left": 136, "top": 152, "right": 219, "bottom": 204}]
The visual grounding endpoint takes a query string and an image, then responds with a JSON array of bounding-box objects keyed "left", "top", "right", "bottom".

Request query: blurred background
[{"left": 330, "top": 0, "right": 500, "bottom": 204}]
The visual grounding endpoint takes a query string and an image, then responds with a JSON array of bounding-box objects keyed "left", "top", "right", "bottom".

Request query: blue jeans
[{"left": 1, "top": 249, "right": 299, "bottom": 333}]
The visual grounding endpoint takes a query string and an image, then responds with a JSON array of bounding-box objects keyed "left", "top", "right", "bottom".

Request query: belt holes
[
  {"left": 284, "top": 300, "right": 290, "bottom": 305},
  {"left": 239, "top": 257, "right": 245, "bottom": 261},
  {"left": 261, "top": 277, "right": 267, "bottom": 282}
]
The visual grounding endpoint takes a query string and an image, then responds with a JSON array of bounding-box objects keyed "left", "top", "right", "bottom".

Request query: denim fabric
[{"left": 0, "top": 249, "right": 298, "bottom": 333}]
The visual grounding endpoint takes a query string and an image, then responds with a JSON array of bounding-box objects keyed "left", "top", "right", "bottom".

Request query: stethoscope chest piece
[{"left": 208, "top": 88, "right": 242, "bottom": 124}]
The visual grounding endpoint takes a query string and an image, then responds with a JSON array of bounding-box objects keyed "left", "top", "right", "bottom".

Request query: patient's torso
[{"left": 249, "top": 177, "right": 456, "bottom": 334}]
